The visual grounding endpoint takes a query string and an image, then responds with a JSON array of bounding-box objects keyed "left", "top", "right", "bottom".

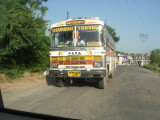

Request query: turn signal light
[{"left": 101, "top": 51, "right": 106, "bottom": 54}]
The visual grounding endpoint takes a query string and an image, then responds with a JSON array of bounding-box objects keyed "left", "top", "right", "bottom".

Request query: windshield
[{"left": 51, "top": 25, "right": 104, "bottom": 47}]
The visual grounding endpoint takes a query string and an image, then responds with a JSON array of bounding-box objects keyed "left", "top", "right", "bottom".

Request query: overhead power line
[
  {"left": 115, "top": 0, "right": 138, "bottom": 33},
  {"left": 125, "top": 0, "right": 140, "bottom": 31},
  {"left": 133, "top": 0, "right": 147, "bottom": 33}
]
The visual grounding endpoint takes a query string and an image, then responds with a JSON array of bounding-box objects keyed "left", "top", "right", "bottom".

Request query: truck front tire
[
  {"left": 109, "top": 72, "right": 114, "bottom": 78},
  {"left": 98, "top": 77, "right": 106, "bottom": 89}
]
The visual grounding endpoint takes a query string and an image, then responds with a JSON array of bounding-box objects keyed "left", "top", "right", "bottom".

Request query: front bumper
[{"left": 49, "top": 70, "right": 106, "bottom": 78}]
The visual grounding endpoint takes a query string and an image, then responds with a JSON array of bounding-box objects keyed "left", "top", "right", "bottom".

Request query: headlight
[
  {"left": 94, "top": 62, "right": 102, "bottom": 67},
  {"left": 52, "top": 63, "right": 58, "bottom": 68}
]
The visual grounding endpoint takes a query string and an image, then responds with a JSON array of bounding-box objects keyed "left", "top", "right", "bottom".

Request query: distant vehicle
[{"left": 49, "top": 17, "right": 116, "bottom": 89}]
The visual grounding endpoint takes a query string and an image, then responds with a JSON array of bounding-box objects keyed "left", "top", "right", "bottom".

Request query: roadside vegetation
[
  {"left": 143, "top": 49, "right": 160, "bottom": 74},
  {"left": 116, "top": 51, "right": 128, "bottom": 55},
  {"left": 0, "top": 0, "right": 49, "bottom": 80},
  {"left": 0, "top": 0, "right": 120, "bottom": 81},
  {"left": 106, "top": 25, "right": 120, "bottom": 43}
]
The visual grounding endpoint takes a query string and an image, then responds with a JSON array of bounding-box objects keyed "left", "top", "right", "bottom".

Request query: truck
[{"left": 49, "top": 17, "right": 116, "bottom": 89}]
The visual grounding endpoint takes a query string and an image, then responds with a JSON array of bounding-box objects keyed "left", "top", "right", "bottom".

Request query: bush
[
  {"left": 143, "top": 64, "right": 160, "bottom": 73},
  {"left": 150, "top": 49, "right": 160, "bottom": 65},
  {"left": 0, "top": 0, "right": 49, "bottom": 79},
  {"left": 0, "top": 68, "right": 25, "bottom": 79}
]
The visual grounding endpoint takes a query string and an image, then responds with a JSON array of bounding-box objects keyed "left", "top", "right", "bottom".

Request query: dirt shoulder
[{"left": 0, "top": 72, "right": 46, "bottom": 94}]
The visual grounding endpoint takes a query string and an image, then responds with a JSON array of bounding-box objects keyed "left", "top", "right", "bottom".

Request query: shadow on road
[
  {"left": 45, "top": 74, "right": 55, "bottom": 86},
  {"left": 46, "top": 75, "right": 98, "bottom": 88},
  {"left": 69, "top": 80, "right": 97, "bottom": 88}
]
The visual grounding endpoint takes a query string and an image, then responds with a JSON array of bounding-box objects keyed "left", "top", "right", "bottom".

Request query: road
[{"left": 2, "top": 65, "right": 160, "bottom": 120}]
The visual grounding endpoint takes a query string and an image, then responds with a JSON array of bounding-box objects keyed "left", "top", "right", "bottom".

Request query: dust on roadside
[{"left": 0, "top": 72, "right": 46, "bottom": 94}]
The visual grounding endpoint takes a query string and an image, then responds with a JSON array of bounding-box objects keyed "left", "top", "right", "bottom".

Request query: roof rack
[{"left": 72, "top": 17, "right": 100, "bottom": 20}]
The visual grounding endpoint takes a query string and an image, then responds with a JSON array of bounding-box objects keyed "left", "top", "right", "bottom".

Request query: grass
[
  {"left": 143, "top": 64, "right": 160, "bottom": 75},
  {"left": 0, "top": 66, "right": 48, "bottom": 81},
  {"left": 0, "top": 69, "right": 25, "bottom": 80}
]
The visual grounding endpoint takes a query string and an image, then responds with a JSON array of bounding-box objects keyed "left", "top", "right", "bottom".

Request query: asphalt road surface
[{"left": 2, "top": 65, "right": 160, "bottom": 120}]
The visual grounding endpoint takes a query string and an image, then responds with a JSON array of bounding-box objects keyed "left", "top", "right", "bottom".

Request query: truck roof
[{"left": 51, "top": 17, "right": 104, "bottom": 28}]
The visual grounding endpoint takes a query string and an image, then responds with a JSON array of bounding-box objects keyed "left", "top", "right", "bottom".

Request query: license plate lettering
[{"left": 68, "top": 71, "right": 80, "bottom": 77}]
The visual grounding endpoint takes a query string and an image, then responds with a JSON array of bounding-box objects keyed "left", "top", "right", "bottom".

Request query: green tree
[
  {"left": 0, "top": 0, "right": 49, "bottom": 74},
  {"left": 150, "top": 49, "right": 160, "bottom": 65},
  {"left": 116, "top": 51, "right": 128, "bottom": 55},
  {"left": 106, "top": 25, "right": 120, "bottom": 43}
]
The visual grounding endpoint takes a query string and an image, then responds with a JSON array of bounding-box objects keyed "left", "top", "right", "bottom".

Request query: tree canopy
[
  {"left": 150, "top": 49, "right": 160, "bottom": 65},
  {"left": 106, "top": 25, "right": 120, "bottom": 43},
  {"left": 0, "top": 0, "right": 49, "bottom": 74},
  {"left": 116, "top": 51, "right": 128, "bottom": 55}
]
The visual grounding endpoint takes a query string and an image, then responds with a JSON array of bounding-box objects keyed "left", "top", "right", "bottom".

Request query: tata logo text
[{"left": 68, "top": 52, "right": 82, "bottom": 55}]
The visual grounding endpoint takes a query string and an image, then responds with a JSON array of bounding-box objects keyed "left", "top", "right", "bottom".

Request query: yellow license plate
[{"left": 68, "top": 71, "right": 80, "bottom": 77}]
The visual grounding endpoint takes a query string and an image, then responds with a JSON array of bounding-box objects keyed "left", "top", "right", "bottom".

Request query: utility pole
[
  {"left": 140, "top": 34, "right": 148, "bottom": 66},
  {"left": 66, "top": 10, "right": 69, "bottom": 20},
  {"left": 105, "top": 19, "right": 107, "bottom": 25},
  {"left": 49, "top": 21, "right": 52, "bottom": 40}
]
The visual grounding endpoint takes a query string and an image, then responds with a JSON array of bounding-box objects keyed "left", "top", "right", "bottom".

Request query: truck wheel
[
  {"left": 98, "top": 77, "right": 106, "bottom": 89},
  {"left": 55, "top": 78, "right": 64, "bottom": 87},
  {"left": 109, "top": 72, "right": 114, "bottom": 78}
]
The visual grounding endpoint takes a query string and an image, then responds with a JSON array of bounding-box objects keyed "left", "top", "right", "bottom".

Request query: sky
[{"left": 43, "top": 0, "right": 160, "bottom": 54}]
